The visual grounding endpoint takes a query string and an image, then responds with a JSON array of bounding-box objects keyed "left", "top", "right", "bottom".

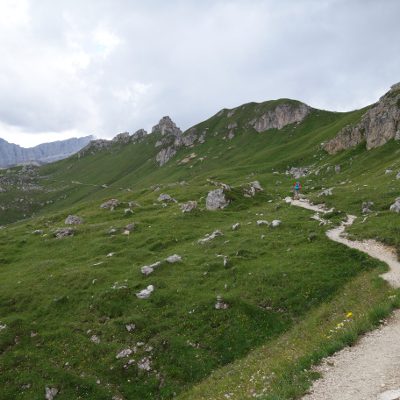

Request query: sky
[{"left": 0, "top": 0, "right": 399, "bottom": 147}]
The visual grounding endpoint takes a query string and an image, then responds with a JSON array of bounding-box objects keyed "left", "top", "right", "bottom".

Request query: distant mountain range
[{"left": 0, "top": 135, "right": 93, "bottom": 168}]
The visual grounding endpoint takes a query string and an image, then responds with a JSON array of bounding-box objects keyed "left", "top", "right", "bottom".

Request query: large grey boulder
[
  {"left": 390, "top": 197, "right": 400, "bottom": 213},
  {"left": 206, "top": 189, "right": 229, "bottom": 210},
  {"left": 65, "top": 215, "right": 84, "bottom": 225}
]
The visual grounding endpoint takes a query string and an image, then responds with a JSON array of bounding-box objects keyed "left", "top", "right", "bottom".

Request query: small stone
[
  {"left": 198, "top": 230, "right": 223, "bottom": 244},
  {"left": 90, "top": 335, "right": 100, "bottom": 344},
  {"left": 45, "top": 387, "right": 58, "bottom": 400},
  {"left": 124, "top": 208, "right": 133, "bottom": 215},
  {"left": 137, "top": 357, "right": 152, "bottom": 371},
  {"left": 100, "top": 199, "right": 120, "bottom": 210},
  {"left": 215, "top": 295, "right": 229, "bottom": 310},
  {"left": 33, "top": 229, "right": 44, "bottom": 235},
  {"left": 141, "top": 262, "right": 161, "bottom": 276},
  {"left": 271, "top": 220, "right": 281, "bottom": 227},
  {"left": 180, "top": 201, "right": 197, "bottom": 213},
  {"left": 53, "top": 228, "right": 74, "bottom": 239},
  {"left": 232, "top": 222, "right": 240, "bottom": 230},
  {"left": 166, "top": 254, "right": 182, "bottom": 263},
  {"left": 257, "top": 220, "right": 269, "bottom": 226},
  {"left": 136, "top": 285, "right": 155, "bottom": 299},
  {"left": 158, "top": 193, "right": 177, "bottom": 203},
  {"left": 116, "top": 348, "right": 133, "bottom": 359},
  {"left": 126, "top": 324, "right": 136, "bottom": 332}
]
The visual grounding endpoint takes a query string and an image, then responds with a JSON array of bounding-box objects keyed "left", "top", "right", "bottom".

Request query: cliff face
[
  {"left": 0, "top": 136, "right": 93, "bottom": 167},
  {"left": 324, "top": 83, "right": 400, "bottom": 154},
  {"left": 249, "top": 103, "right": 310, "bottom": 132}
]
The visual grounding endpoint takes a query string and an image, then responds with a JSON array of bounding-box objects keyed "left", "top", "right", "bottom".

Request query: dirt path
[{"left": 288, "top": 198, "right": 400, "bottom": 400}]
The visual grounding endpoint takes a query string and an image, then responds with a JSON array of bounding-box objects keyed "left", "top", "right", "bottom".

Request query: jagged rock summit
[{"left": 324, "top": 83, "right": 400, "bottom": 154}]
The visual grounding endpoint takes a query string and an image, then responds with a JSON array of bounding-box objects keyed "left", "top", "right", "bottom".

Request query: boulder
[
  {"left": 206, "top": 189, "right": 229, "bottom": 210},
  {"left": 64, "top": 215, "right": 84, "bottom": 225},
  {"left": 100, "top": 199, "right": 119, "bottom": 210},
  {"left": 362, "top": 201, "right": 374, "bottom": 214},
  {"left": 390, "top": 197, "right": 400, "bottom": 213},
  {"left": 33, "top": 229, "right": 44, "bottom": 235},
  {"left": 198, "top": 230, "right": 223, "bottom": 244},
  {"left": 243, "top": 181, "right": 264, "bottom": 197},
  {"left": 232, "top": 222, "right": 240, "bottom": 230},
  {"left": 137, "top": 357, "right": 152, "bottom": 371},
  {"left": 54, "top": 228, "right": 74, "bottom": 239},
  {"left": 141, "top": 262, "right": 161, "bottom": 276},
  {"left": 257, "top": 220, "right": 269, "bottom": 226},
  {"left": 45, "top": 387, "right": 58, "bottom": 400},
  {"left": 166, "top": 254, "right": 182, "bottom": 263},
  {"left": 116, "top": 348, "right": 133, "bottom": 359},
  {"left": 181, "top": 201, "right": 197, "bottom": 213},
  {"left": 90, "top": 335, "right": 100, "bottom": 344},
  {"left": 126, "top": 323, "right": 136, "bottom": 332},
  {"left": 215, "top": 295, "right": 229, "bottom": 310},
  {"left": 158, "top": 193, "right": 177, "bottom": 203},
  {"left": 123, "top": 223, "right": 135, "bottom": 234},
  {"left": 319, "top": 188, "right": 333, "bottom": 196},
  {"left": 136, "top": 285, "right": 155, "bottom": 299},
  {"left": 271, "top": 219, "right": 281, "bottom": 227}
]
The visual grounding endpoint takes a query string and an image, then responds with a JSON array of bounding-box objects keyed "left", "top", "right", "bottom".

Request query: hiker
[{"left": 293, "top": 181, "right": 302, "bottom": 199}]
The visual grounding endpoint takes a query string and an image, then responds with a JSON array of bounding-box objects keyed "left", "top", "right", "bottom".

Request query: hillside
[
  {"left": 0, "top": 136, "right": 93, "bottom": 168},
  {"left": 0, "top": 88, "right": 399, "bottom": 400}
]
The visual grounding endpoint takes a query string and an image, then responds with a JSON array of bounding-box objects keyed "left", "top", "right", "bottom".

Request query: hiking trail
[{"left": 288, "top": 198, "right": 400, "bottom": 400}]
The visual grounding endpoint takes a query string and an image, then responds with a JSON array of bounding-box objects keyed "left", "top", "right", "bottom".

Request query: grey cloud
[{"left": 0, "top": 0, "right": 399, "bottom": 146}]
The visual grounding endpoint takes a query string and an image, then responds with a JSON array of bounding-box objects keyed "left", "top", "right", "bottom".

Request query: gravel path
[{"left": 289, "top": 198, "right": 400, "bottom": 400}]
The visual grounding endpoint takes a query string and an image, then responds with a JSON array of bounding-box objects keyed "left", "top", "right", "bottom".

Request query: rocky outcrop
[
  {"left": 250, "top": 103, "right": 310, "bottom": 132},
  {"left": 152, "top": 116, "right": 182, "bottom": 136},
  {"left": 156, "top": 146, "right": 177, "bottom": 166},
  {"left": 324, "top": 83, "right": 400, "bottom": 154},
  {"left": 206, "top": 189, "right": 229, "bottom": 210},
  {"left": 390, "top": 197, "right": 400, "bottom": 213},
  {"left": 0, "top": 136, "right": 93, "bottom": 167}
]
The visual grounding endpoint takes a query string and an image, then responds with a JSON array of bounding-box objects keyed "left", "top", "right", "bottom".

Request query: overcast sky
[{"left": 0, "top": 0, "right": 399, "bottom": 147}]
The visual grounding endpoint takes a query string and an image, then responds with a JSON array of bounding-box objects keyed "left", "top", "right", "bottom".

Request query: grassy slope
[{"left": 0, "top": 100, "right": 399, "bottom": 399}]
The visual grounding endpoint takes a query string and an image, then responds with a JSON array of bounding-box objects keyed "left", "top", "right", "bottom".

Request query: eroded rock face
[
  {"left": 324, "top": 83, "right": 400, "bottom": 154},
  {"left": 156, "top": 146, "right": 177, "bottom": 166},
  {"left": 250, "top": 103, "right": 310, "bottom": 132},
  {"left": 206, "top": 189, "right": 229, "bottom": 210}
]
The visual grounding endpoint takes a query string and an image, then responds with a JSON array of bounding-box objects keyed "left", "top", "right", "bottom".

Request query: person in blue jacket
[{"left": 293, "top": 181, "right": 302, "bottom": 199}]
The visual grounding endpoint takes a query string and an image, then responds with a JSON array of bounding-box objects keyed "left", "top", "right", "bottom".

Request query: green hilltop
[{"left": 0, "top": 88, "right": 399, "bottom": 399}]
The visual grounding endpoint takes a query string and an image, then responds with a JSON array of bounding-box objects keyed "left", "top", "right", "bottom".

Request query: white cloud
[{"left": 0, "top": 0, "right": 399, "bottom": 146}]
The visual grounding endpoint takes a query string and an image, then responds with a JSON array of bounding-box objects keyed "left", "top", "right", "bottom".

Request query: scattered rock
[
  {"left": 64, "top": 215, "right": 84, "bottom": 225},
  {"left": 198, "top": 230, "right": 223, "bottom": 244},
  {"left": 126, "top": 323, "right": 136, "bottom": 332},
  {"left": 362, "top": 201, "right": 374, "bottom": 214},
  {"left": 158, "top": 193, "right": 177, "bottom": 203},
  {"left": 286, "top": 167, "right": 309, "bottom": 179},
  {"left": 397, "top": 172, "right": 400, "bottom": 179},
  {"left": 116, "top": 348, "right": 133, "bottom": 359},
  {"left": 180, "top": 201, "right": 198, "bottom": 213},
  {"left": 122, "top": 223, "right": 135, "bottom": 235},
  {"left": 257, "top": 220, "right": 269, "bottom": 226},
  {"left": 33, "top": 229, "right": 43, "bottom": 235},
  {"left": 385, "top": 169, "right": 393, "bottom": 174},
  {"left": 319, "top": 188, "right": 333, "bottom": 196},
  {"left": 0, "top": 323, "right": 7, "bottom": 331},
  {"left": 108, "top": 228, "right": 117, "bottom": 235},
  {"left": 232, "top": 222, "right": 240, "bottom": 230},
  {"left": 206, "top": 189, "right": 229, "bottom": 210},
  {"left": 390, "top": 197, "right": 400, "bottom": 213},
  {"left": 271, "top": 219, "right": 281, "bottom": 227},
  {"left": 141, "top": 262, "right": 161, "bottom": 276},
  {"left": 54, "top": 228, "right": 74, "bottom": 239},
  {"left": 166, "top": 254, "right": 182, "bottom": 263},
  {"left": 215, "top": 295, "right": 229, "bottom": 310},
  {"left": 335, "top": 165, "right": 341, "bottom": 173},
  {"left": 100, "top": 199, "right": 120, "bottom": 210},
  {"left": 124, "top": 208, "right": 133, "bottom": 215},
  {"left": 45, "top": 387, "right": 58, "bottom": 400},
  {"left": 243, "top": 180, "right": 264, "bottom": 197},
  {"left": 137, "top": 357, "right": 152, "bottom": 371},
  {"left": 136, "top": 285, "right": 155, "bottom": 299},
  {"left": 90, "top": 335, "right": 100, "bottom": 344}
]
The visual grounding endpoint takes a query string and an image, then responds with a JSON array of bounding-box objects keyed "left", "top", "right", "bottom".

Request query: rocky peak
[
  {"left": 151, "top": 116, "right": 182, "bottom": 136},
  {"left": 324, "top": 84, "right": 400, "bottom": 154}
]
